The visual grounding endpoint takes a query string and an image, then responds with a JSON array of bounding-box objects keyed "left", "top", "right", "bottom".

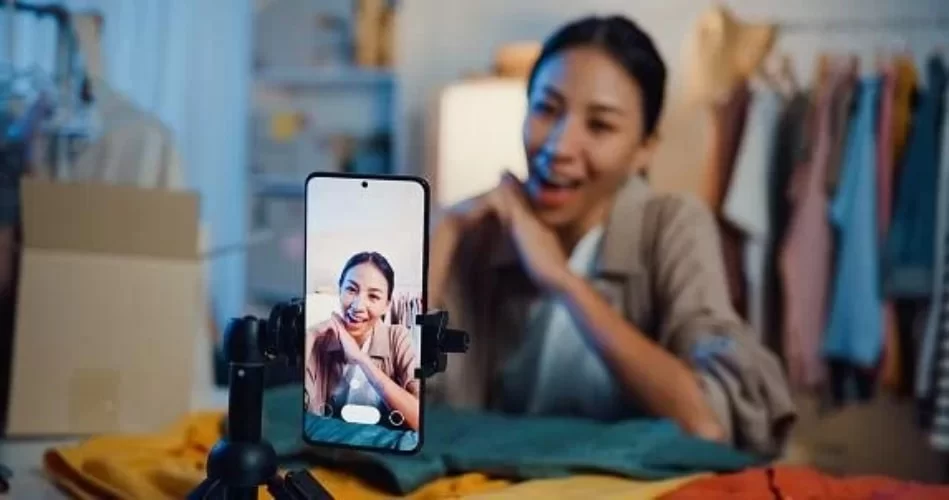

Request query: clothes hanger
[
  {"left": 840, "top": 53, "right": 857, "bottom": 76},
  {"left": 874, "top": 46, "right": 888, "bottom": 76},
  {"left": 813, "top": 52, "right": 834, "bottom": 95},
  {"left": 777, "top": 53, "right": 800, "bottom": 94},
  {"left": 755, "top": 62, "right": 788, "bottom": 97}
]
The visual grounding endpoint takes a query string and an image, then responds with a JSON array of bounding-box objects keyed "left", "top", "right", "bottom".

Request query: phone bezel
[{"left": 300, "top": 171, "right": 431, "bottom": 455}]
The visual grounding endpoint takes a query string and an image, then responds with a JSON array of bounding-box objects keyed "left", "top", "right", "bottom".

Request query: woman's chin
[
  {"left": 343, "top": 321, "right": 371, "bottom": 334},
  {"left": 531, "top": 201, "right": 581, "bottom": 228}
]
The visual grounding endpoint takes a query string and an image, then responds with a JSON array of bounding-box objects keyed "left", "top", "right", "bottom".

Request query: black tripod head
[
  {"left": 191, "top": 299, "right": 469, "bottom": 500},
  {"left": 222, "top": 298, "right": 469, "bottom": 381},
  {"left": 216, "top": 298, "right": 305, "bottom": 367}
]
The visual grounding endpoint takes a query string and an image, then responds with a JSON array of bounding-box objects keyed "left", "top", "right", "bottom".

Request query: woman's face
[
  {"left": 339, "top": 262, "right": 390, "bottom": 334},
  {"left": 522, "top": 46, "right": 658, "bottom": 230}
]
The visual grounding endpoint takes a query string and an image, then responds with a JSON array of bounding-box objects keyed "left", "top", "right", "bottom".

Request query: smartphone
[{"left": 302, "top": 172, "right": 429, "bottom": 454}]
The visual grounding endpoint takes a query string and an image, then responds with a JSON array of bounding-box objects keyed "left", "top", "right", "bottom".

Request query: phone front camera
[{"left": 361, "top": 181, "right": 368, "bottom": 188}]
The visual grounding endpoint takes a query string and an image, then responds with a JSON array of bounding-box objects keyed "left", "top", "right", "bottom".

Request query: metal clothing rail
[
  {"left": 5, "top": 1, "right": 76, "bottom": 86},
  {"left": 5, "top": 1, "right": 93, "bottom": 179},
  {"left": 779, "top": 16, "right": 949, "bottom": 33},
  {"left": 8, "top": 1, "right": 70, "bottom": 25}
]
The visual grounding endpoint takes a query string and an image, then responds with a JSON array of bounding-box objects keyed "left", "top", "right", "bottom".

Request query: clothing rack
[
  {"left": 779, "top": 17, "right": 949, "bottom": 33},
  {"left": 5, "top": 1, "right": 78, "bottom": 92},
  {"left": 7, "top": 1, "right": 69, "bottom": 25},
  {"left": 4, "top": 1, "right": 92, "bottom": 179}
]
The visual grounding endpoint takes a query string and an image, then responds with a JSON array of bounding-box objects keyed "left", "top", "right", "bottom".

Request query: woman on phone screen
[
  {"left": 305, "top": 251, "right": 420, "bottom": 432},
  {"left": 428, "top": 15, "right": 796, "bottom": 457}
]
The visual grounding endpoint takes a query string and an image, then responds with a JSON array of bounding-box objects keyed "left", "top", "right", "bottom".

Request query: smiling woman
[
  {"left": 304, "top": 251, "right": 421, "bottom": 434},
  {"left": 427, "top": 15, "right": 796, "bottom": 459}
]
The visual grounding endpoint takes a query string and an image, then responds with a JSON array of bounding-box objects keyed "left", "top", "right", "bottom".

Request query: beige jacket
[{"left": 428, "top": 176, "right": 796, "bottom": 457}]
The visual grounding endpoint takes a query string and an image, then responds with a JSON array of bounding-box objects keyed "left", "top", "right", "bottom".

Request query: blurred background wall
[{"left": 396, "top": 0, "right": 949, "bottom": 196}]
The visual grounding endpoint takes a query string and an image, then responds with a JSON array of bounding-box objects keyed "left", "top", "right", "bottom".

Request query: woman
[
  {"left": 305, "top": 251, "right": 420, "bottom": 432},
  {"left": 428, "top": 15, "right": 795, "bottom": 457}
]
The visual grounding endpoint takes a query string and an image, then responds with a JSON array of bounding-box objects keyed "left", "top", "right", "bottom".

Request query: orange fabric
[
  {"left": 43, "top": 411, "right": 512, "bottom": 500},
  {"left": 891, "top": 55, "right": 918, "bottom": 167},
  {"left": 658, "top": 466, "right": 949, "bottom": 500}
]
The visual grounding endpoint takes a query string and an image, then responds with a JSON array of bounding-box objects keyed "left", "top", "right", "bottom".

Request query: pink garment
[{"left": 778, "top": 73, "right": 843, "bottom": 390}]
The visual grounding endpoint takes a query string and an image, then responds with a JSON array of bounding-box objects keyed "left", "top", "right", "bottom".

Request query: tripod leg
[
  {"left": 266, "top": 470, "right": 334, "bottom": 500},
  {"left": 186, "top": 478, "right": 220, "bottom": 499},
  {"left": 187, "top": 477, "right": 259, "bottom": 500}
]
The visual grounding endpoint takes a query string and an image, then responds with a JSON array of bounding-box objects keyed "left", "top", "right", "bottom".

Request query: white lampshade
[{"left": 434, "top": 78, "right": 529, "bottom": 207}]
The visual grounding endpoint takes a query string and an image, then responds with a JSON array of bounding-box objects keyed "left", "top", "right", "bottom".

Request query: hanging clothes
[
  {"left": 722, "top": 88, "right": 783, "bottom": 340},
  {"left": 892, "top": 56, "right": 920, "bottom": 168},
  {"left": 64, "top": 13, "right": 185, "bottom": 191},
  {"left": 888, "top": 58, "right": 924, "bottom": 383},
  {"left": 707, "top": 84, "right": 753, "bottom": 320},
  {"left": 778, "top": 64, "right": 852, "bottom": 391},
  {"left": 68, "top": 79, "right": 185, "bottom": 190},
  {"left": 824, "top": 64, "right": 859, "bottom": 195},
  {"left": 918, "top": 68, "right": 949, "bottom": 451},
  {"left": 884, "top": 55, "right": 947, "bottom": 299},
  {"left": 763, "top": 92, "right": 812, "bottom": 362},
  {"left": 823, "top": 76, "right": 884, "bottom": 403},
  {"left": 875, "top": 62, "right": 905, "bottom": 394}
]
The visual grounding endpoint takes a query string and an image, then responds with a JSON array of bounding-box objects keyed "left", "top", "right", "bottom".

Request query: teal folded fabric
[
  {"left": 261, "top": 385, "right": 762, "bottom": 494},
  {"left": 303, "top": 413, "right": 419, "bottom": 451}
]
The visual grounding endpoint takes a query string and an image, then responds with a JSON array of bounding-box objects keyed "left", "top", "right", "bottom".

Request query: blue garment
[
  {"left": 823, "top": 78, "right": 884, "bottom": 368},
  {"left": 884, "top": 56, "right": 948, "bottom": 297}
]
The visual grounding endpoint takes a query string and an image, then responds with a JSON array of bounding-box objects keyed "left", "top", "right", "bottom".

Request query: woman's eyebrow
[{"left": 588, "top": 100, "right": 625, "bottom": 116}]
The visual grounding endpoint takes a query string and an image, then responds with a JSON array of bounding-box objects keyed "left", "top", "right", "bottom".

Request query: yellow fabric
[
  {"left": 463, "top": 474, "right": 710, "bottom": 500},
  {"left": 42, "top": 411, "right": 703, "bottom": 499},
  {"left": 891, "top": 55, "right": 918, "bottom": 163}
]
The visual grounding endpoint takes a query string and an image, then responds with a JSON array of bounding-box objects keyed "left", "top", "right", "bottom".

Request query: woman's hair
[
  {"left": 527, "top": 15, "right": 667, "bottom": 138},
  {"left": 338, "top": 251, "right": 396, "bottom": 301}
]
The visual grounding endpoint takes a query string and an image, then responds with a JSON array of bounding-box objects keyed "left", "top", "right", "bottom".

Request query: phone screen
[{"left": 302, "top": 173, "right": 428, "bottom": 453}]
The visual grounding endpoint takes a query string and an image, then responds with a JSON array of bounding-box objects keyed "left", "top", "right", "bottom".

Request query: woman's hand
[
  {"left": 489, "top": 172, "right": 572, "bottom": 292},
  {"left": 324, "top": 313, "right": 366, "bottom": 364},
  {"left": 430, "top": 171, "right": 573, "bottom": 302},
  {"left": 313, "top": 314, "right": 366, "bottom": 364},
  {"left": 336, "top": 327, "right": 366, "bottom": 364}
]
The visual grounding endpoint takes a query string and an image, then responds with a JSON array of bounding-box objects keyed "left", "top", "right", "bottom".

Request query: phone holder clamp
[
  {"left": 415, "top": 310, "right": 470, "bottom": 379},
  {"left": 187, "top": 299, "right": 468, "bottom": 500}
]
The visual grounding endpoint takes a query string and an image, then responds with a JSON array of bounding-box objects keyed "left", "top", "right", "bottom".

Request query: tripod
[{"left": 187, "top": 299, "right": 468, "bottom": 500}]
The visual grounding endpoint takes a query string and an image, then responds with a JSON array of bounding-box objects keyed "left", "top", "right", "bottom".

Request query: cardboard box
[{"left": 5, "top": 179, "right": 201, "bottom": 436}]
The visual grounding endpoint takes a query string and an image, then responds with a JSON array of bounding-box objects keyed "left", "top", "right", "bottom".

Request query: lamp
[{"left": 434, "top": 78, "right": 529, "bottom": 208}]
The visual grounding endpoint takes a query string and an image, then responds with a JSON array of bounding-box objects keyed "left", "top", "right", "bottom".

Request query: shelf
[
  {"left": 255, "top": 66, "right": 394, "bottom": 88},
  {"left": 253, "top": 174, "right": 306, "bottom": 198}
]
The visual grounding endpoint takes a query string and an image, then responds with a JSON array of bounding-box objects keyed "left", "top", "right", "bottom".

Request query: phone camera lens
[{"left": 361, "top": 181, "right": 368, "bottom": 188}]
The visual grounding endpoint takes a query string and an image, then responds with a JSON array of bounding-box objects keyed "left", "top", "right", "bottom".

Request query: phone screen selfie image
[{"left": 303, "top": 173, "right": 428, "bottom": 453}]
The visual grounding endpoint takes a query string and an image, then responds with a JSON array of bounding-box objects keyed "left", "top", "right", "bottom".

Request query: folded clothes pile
[
  {"left": 39, "top": 386, "right": 949, "bottom": 499},
  {"left": 263, "top": 385, "right": 760, "bottom": 494}
]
